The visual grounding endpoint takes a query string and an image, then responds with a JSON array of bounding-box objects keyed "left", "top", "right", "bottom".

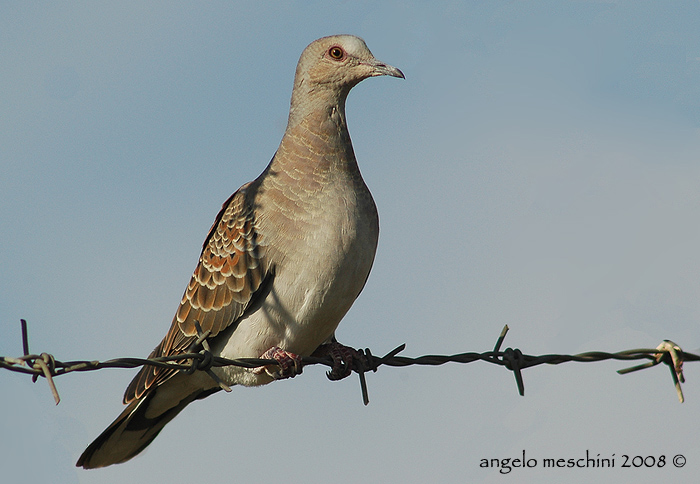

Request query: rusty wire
[{"left": 1, "top": 319, "right": 698, "bottom": 406}]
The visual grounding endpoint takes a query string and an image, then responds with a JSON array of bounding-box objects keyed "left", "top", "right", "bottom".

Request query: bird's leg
[
  {"left": 253, "top": 346, "right": 303, "bottom": 379},
  {"left": 312, "top": 340, "right": 366, "bottom": 381}
]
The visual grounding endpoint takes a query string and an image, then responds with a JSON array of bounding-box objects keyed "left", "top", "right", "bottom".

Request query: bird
[{"left": 77, "top": 34, "right": 403, "bottom": 469}]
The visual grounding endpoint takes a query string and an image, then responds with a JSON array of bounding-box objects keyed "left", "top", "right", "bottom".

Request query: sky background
[{"left": 2, "top": 1, "right": 700, "bottom": 483}]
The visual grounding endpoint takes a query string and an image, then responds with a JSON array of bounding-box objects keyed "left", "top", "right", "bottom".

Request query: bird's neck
[
  {"left": 287, "top": 78, "right": 351, "bottom": 129},
  {"left": 277, "top": 97, "right": 358, "bottom": 174}
]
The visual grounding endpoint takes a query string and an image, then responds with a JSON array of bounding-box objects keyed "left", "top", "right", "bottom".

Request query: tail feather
[{"left": 77, "top": 375, "right": 220, "bottom": 469}]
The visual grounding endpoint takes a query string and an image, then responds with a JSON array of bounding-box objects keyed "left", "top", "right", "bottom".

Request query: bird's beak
[{"left": 367, "top": 59, "right": 405, "bottom": 79}]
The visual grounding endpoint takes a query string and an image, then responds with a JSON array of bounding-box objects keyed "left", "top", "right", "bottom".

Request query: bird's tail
[{"left": 77, "top": 375, "right": 220, "bottom": 469}]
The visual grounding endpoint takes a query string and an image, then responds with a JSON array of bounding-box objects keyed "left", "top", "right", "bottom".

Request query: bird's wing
[{"left": 124, "top": 182, "right": 268, "bottom": 403}]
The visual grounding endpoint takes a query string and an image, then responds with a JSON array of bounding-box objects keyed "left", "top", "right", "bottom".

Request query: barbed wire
[{"left": 1, "top": 319, "right": 698, "bottom": 406}]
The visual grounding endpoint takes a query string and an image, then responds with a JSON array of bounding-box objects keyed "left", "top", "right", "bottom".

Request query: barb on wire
[
  {"left": 2, "top": 320, "right": 698, "bottom": 406},
  {"left": 617, "top": 340, "right": 687, "bottom": 402}
]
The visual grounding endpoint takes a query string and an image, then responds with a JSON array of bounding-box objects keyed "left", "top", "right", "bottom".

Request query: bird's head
[
  {"left": 289, "top": 35, "right": 404, "bottom": 119},
  {"left": 298, "top": 35, "right": 404, "bottom": 89}
]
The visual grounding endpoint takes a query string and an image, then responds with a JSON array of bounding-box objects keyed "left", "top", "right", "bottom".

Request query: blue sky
[{"left": 2, "top": 2, "right": 700, "bottom": 483}]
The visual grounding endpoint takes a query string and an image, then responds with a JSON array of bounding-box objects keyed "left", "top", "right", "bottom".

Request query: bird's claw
[
  {"left": 253, "top": 346, "right": 303, "bottom": 379},
  {"left": 313, "top": 341, "right": 366, "bottom": 381}
]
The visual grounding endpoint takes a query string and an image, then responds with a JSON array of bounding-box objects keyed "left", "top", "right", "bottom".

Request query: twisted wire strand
[{"left": 1, "top": 320, "right": 696, "bottom": 406}]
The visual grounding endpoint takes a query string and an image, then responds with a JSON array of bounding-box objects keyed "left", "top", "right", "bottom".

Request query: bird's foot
[
  {"left": 253, "top": 346, "right": 303, "bottom": 380},
  {"left": 313, "top": 341, "right": 366, "bottom": 381}
]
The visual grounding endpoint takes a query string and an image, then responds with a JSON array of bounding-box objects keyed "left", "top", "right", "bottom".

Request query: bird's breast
[{"left": 256, "top": 172, "right": 378, "bottom": 354}]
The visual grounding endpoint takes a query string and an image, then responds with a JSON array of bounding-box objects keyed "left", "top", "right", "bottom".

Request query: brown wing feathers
[{"left": 124, "top": 185, "right": 266, "bottom": 403}]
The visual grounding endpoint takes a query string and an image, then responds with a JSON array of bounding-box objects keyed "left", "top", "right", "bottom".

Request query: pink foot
[
  {"left": 253, "top": 346, "right": 303, "bottom": 379},
  {"left": 312, "top": 341, "right": 365, "bottom": 381}
]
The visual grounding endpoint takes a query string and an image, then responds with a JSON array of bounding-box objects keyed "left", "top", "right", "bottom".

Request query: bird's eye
[{"left": 328, "top": 46, "right": 344, "bottom": 60}]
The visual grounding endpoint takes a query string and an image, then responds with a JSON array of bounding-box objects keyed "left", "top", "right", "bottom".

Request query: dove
[{"left": 77, "top": 34, "right": 403, "bottom": 469}]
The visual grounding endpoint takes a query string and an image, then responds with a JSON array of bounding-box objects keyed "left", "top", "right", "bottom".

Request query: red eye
[{"left": 328, "top": 46, "right": 344, "bottom": 60}]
